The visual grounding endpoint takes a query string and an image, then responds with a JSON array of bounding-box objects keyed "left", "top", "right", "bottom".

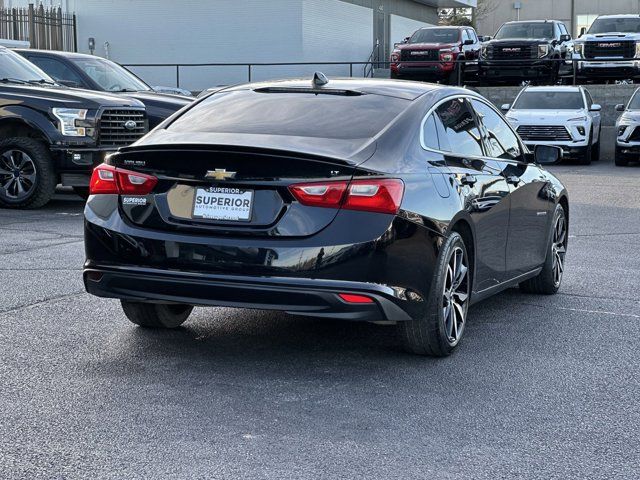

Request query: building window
[{"left": 576, "top": 14, "right": 599, "bottom": 37}]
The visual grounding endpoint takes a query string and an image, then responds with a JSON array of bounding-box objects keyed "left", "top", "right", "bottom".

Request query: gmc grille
[
  {"left": 98, "top": 109, "right": 148, "bottom": 148},
  {"left": 584, "top": 40, "right": 635, "bottom": 59},
  {"left": 488, "top": 45, "right": 535, "bottom": 60},
  {"left": 400, "top": 49, "right": 439, "bottom": 61},
  {"left": 517, "top": 125, "right": 572, "bottom": 142}
]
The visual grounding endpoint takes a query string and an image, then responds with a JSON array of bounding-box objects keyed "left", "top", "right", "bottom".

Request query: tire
[
  {"left": 591, "top": 135, "right": 600, "bottom": 162},
  {"left": 520, "top": 204, "right": 567, "bottom": 295},
  {"left": 121, "top": 301, "right": 194, "bottom": 328},
  {"left": 0, "top": 137, "right": 57, "bottom": 209},
  {"left": 578, "top": 130, "right": 593, "bottom": 165},
  {"left": 398, "top": 232, "right": 471, "bottom": 356},
  {"left": 615, "top": 148, "right": 629, "bottom": 166},
  {"left": 72, "top": 186, "right": 90, "bottom": 199},
  {"left": 448, "top": 59, "right": 464, "bottom": 86}
]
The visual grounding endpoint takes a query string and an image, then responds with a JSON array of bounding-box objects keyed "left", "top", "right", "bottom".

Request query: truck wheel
[
  {"left": 448, "top": 59, "right": 464, "bottom": 86},
  {"left": 0, "top": 137, "right": 57, "bottom": 209},
  {"left": 121, "top": 301, "right": 194, "bottom": 328}
]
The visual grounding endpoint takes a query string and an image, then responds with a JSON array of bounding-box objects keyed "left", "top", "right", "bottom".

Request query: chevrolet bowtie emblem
[{"left": 205, "top": 169, "right": 236, "bottom": 180}]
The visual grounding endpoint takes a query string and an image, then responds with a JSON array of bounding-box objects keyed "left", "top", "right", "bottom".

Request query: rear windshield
[
  {"left": 410, "top": 28, "right": 459, "bottom": 44},
  {"left": 513, "top": 91, "right": 584, "bottom": 110},
  {"left": 588, "top": 17, "right": 640, "bottom": 34},
  {"left": 495, "top": 23, "right": 554, "bottom": 40},
  {"left": 168, "top": 90, "right": 409, "bottom": 140}
]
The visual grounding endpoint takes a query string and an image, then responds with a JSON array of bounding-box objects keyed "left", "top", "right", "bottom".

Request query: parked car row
[
  {"left": 501, "top": 85, "right": 640, "bottom": 167},
  {"left": 391, "top": 14, "right": 640, "bottom": 86},
  {"left": 0, "top": 47, "right": 193, "bottom": 208}
]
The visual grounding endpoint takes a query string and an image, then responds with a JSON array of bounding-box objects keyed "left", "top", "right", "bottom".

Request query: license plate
[{"left": 192, "top": 187, "right": 253, "bottom": 221}]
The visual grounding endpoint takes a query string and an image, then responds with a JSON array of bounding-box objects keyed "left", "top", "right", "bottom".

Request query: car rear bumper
[
  {"left": 83, "top": 266, "right": 414, "bottom": 321},
  {"left": 83, "top": 197, "right": 441, "bottom": 322}
]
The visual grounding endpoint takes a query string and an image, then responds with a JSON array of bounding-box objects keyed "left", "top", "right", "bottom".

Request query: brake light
[
  {"left": 289, "top": 178, "right": 404, "bottom": 215},
  {"left": 89, "top": 163, "right": 158, "bottom": 195}
]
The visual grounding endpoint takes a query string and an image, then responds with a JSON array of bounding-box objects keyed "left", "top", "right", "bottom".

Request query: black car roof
[
  {"left": 15, "top": 48, "right": 96, "bottom": 60},
  {"left": 224, "top": 78, "right": 442, "bottom": 101}
]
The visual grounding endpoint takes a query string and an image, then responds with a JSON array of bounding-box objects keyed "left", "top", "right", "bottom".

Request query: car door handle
[
  {"left": 506, "top": 175, "right": 520, "bottom": 185},
  {"left": 459, "top": 174, "right": 477, "bottom": 186}
]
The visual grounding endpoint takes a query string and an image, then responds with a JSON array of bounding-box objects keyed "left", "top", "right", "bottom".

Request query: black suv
[
  {"left": 0, "top": 47, "right": 148, "bottom": 208},
  {"left": 480, "top": 20, "right": 572, "bottom": 85},
  {"left": 16, "top": 49, "right": 193, "bottom": 129}
]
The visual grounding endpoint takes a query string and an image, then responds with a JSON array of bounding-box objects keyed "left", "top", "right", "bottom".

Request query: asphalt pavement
[{"left": 1, "top": 160, "right": 638, "bottom": 479}]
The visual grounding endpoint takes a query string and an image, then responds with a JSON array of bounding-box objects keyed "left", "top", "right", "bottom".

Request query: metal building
[
  {"left": 4, "top": 0, "right": 476, "bottom": 90},
  {"left": 476, "top": 0, "right": 640, "bottom": 38}
]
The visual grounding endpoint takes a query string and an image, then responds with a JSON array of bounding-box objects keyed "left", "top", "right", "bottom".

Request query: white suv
[
  {"left": 502, "top": 86, "right": 602, "bottom": 165},
  {"left": 615, "top": 88, "right": 640, "bottom": 166}
]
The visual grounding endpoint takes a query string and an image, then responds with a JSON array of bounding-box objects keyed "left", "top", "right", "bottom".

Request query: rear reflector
[
  {"left": 338, "top": 293, "right": 375, "bottom": 304},
  {"left": 89, "top": 163, "right": 158, "bottom": 196},
  {"left": 289, "top": 178, "right": 404, "bottom": 214}
]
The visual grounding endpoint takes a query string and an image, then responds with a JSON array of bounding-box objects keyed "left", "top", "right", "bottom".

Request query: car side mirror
[
  {"left": 590, "top": 104, "right": 602, "bottom": 112},
  {"left": 480, "top": 36, "right": 492, "bottom": 42},
  {"left": 58, "top": 79, "right": 80, "bottom": 88},
  {"left": 579, "top": 27, "right": 587, "bottom": 37},
  {"left": 403, "top": 37, "right": 410, "bottom": 44},
  {"left": 615, "top": 104, "right": 626, "bottom": 112},
  {"left": 534, "top": 145, "right": 563, "bottom": 165},
  {"left": 501, "top": 103, "right": 511, "bottom": 112},
  {"left": 560, "top": 34, "right": 572, "bottom": 42},
  {"left": 463, "top": 39, "right": 474, "bottom": 45}
]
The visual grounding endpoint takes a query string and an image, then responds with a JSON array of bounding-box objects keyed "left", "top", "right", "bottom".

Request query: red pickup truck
[{"left": 390, "top": 26, "right": 481, "bottom": 84}]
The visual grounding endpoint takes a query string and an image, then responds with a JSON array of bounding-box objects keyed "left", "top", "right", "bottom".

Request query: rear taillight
[
  {"left": 89, "top": 163, "right": 158, "bottom": 195},
  {"left": 289, "top": 178, "right": 404, "bottom": 215}
]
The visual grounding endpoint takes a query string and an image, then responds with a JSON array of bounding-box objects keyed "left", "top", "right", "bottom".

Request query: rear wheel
[
  {"left": 0, "top": 137, "right": 56, "bottom": 209},
  {"left": 121, "top": 301, "right": 194, "bottom": 328},
  {"left": 399, "top": 232, "right": 470, "bottom": 356},
  {"left": 520, "top": 204, "right": 567, "bottom": 295}
]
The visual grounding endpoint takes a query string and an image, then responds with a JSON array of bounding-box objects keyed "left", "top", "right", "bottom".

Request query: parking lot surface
[{"left": 1, "top": 160, "right": 639, "bottom": 479}]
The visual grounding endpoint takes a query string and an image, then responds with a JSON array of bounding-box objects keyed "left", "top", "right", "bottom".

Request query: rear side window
[
  {"left": 470, "top": 99, "right": 522, "bottom": 161},
  {"left": 434, "top": 98, "right": 484, "bottom": 157},
  {"left": 422, "top": 114, "right": 439, "bottom": 150},
  {"left": 168, "top": 90, "right": 410, "bottom": 140}
]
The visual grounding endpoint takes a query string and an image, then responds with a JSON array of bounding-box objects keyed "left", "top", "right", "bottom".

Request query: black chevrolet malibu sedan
[{"left": 83, "top": 77, "right": 569, "bottom": 356}]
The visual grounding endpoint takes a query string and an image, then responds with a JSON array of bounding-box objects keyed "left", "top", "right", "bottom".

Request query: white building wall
[
  {"left": 7, "top": 0, "right": 439, "bottom": 90},
  {"left": 301, "top": 0, "right": 373, "bottom": 78},
  {"left": 389, "top": 14, "right": 434, "bottom": 46}
]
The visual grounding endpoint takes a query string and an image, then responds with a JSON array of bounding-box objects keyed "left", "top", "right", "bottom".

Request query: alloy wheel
[
  {"left": 442, "top": 245, "right": 469, "bottom": 345},
  {"left": 0, "top": 149, "right": 37, "bottom": 201},
  {"left": 552, "top": 212, "right": 567, "bottom": 287}
]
